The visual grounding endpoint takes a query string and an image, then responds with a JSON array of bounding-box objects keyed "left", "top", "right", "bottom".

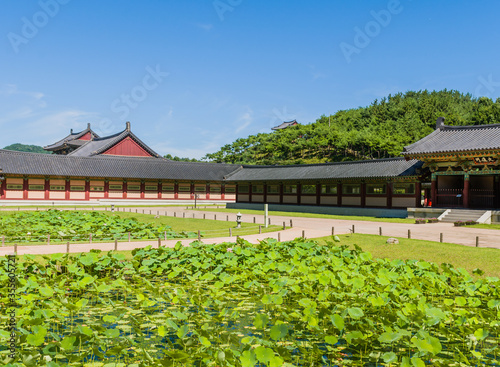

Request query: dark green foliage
[
  {"left": 3, "top": 143, "right": 51, "bottom": 154},
  {"left": 1, "top": 238, "right": 499, "bottom": 365},
  {"left": 164, "top": 153, "right": 201, "bottom": 162},
  {"left": 203, "top": 90, "right": 500, "bottom": 165}
]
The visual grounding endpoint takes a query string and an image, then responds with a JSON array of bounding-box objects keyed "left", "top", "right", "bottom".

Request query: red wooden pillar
[
  {"left": 65, "top": 178, "right": 70, "bottom": 200},
  {"left": 23, "top": 177, "right": 28, "bottom": 200},
  {"left": 158, "top": 182, "right": 162, "bottom": 199},
  {"left": 297, "top": 183, "right": 301, "bottom": 205},
  {"left": 140, "top": 181, "right": 145, "bottom": 199},
  {"left": 415, "top": 181, "right": 421, "bottom": 208},
  {"left": 263, "top": 183, "right": 268, "bottom": 203},
  {"left": 316, "top": 183, "right": 321, "bottom": 205},
  {"left": 206, "top": 183, "right": 210, "bottom": 200},
  {"left": 0, "top": 177, "right": 5, "bottom": 199},
  {"left": 190, "top": 183, "right": 195, "bottom": 200},
  {"left": 463, "top": 174, "right": 470, "bottom": 208},
  {"left": 104, "top": 181, "right": 109, "bottom": 199},
  {"left": 85, "top": 179, "right": 90, "bottom": 201},
  {"left": 248, "top": 183, "right": 253, "bottom": 203},
  {"left": 221, "top": 184, "right": 225, "bottom": 200},
  {"left": 431, "top": 174, "right": 437, "bottom": 207},
  {"left": 279, "top": 183, "right": 284, "bottom": 204},
  {"left": 360, "top": 182, "right": 366, "bottom": 207},
  {"left": 123, "top": 181, "right": 127, "bottom": 199},
  {"left": 44, "top": 178, "right": 50, "bottom": 200},
  {"left": 337, "top": 183, "right": 342, "bottom": 207},
  {"left": 387, "top": 182, "right": 392, "bottom": 209},
  {"left": 174, "top": 182, "right": 179, "bottom": 200}
]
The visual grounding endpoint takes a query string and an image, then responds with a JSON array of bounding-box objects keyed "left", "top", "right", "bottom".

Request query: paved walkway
[{"left": 1, "top": 207, "right": 499, "bottom": 256}]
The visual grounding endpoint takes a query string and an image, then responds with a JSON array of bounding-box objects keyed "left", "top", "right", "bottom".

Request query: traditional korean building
[
  {"left": 0, "top": 117, "right": 498, "bottom": 213},
  {"left": 402, "top": 117, "right": 500, "bottom": 208}
]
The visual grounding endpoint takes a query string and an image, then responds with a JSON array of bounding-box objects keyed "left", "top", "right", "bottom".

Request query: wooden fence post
[
  {"left": 408, "top": 229, "right": 411, "bottom": 239},
  {"left": 66, "top": 242, "right": 70, "bottom": 254},
  {"left": 14, "top": 243, "right": 17, "bottom": 254},
  {"left": 331, "top": 227, "right": 334, "bottom": 236},
  {"left": 352, "top": 225, "right": 355, "bottom": 234},
  {"left": 259, "top": 225, "right": 262, "bottom": 234},
  {"left": 229, "top": 228, "right": 232, "bottom": 237},
  {"left": 379, "top": 227, "right": 382, "bottom": 236},
  {"left": 476, "top": 236, "right": 479, "bottom": 247},
  {"left": 198, "top": 230, "right": 201, "bottom": 242},
  {"left": 440, "top": 233, "right": 443, "bottom": 243},
  {"left": 115, "top": 239, "right": 118, "bottom": 251},
  {"left": 290, "top": 219, "right": 293, "bottom": 227},
  {"left": 278, "top": 232, "right": 281, "bottom": 242},
  {"left": 47, "top": 234, "right": 50, "bottom": 245},
  {"left": 283, "top": 222, "right": 286, "bottom": 230},
  {"left": 157, "top": 238, "right": 161, "bottom": 248},
  {"left": 89, "top": 233, "right": 92, "bottom": 244},
  {"left": 302, "top": 230, "right": 305, "bottom": 239}
]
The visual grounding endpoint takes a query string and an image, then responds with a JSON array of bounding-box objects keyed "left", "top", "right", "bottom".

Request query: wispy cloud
[
  {"left": 234, "top": 109, "right": 253, "bottom": 134},
  {"left": 195, "top": 23, "right": 213, "bottom": 31},
  {"left": 308, "top": 65, "right": 328, "bottom": 80}
]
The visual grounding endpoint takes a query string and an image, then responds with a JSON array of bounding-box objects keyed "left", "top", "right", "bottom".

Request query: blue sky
[{"left": 1, "top": 0, "right": 499, "bottom": 158}]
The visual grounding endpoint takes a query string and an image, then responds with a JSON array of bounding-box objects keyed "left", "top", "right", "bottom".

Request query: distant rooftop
[{"left": 271, "top": 120, "right": 299, "bottom": 130}]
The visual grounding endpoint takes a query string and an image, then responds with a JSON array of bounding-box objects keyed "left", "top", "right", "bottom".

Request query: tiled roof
[
  {"left": 44, "top": 125, "right": 98, "bottom": 151},
  {"left": 272, "top": 120, "right": 298, "bottom": 130},
  {"left": 403, "top": 123, "right": 500, "bottom": 155},
  {"left": 0, "top": 150, "right": 240, "bottom": 181},
  {"left": 68, "top": 129, "right": 160, "bottom": 158},
  {"left": 224, "top": 157, "right": 423, "bottom": 181}
]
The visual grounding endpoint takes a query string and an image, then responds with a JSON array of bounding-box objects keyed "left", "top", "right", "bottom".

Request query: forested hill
[
  {"left": 203, "top": 90, "right": 500, "bottom": 165},
  {"left": 3, "top": 144, "right": 50, "bottom": 154}
]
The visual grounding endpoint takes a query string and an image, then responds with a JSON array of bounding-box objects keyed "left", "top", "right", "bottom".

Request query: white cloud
[
  {"left": 234, "top": 109, "right": 253, "bottom": 134},
  {"left": 195, "top": 23, "right": 213, "bottom": 31}
]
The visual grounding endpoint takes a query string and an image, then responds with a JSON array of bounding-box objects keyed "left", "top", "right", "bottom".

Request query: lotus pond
[
  {"left": 0, "top": 210, "right": 197, "bottom": 243},
  {"left": 1, "top": 238, "right": 500, "bottom": 366}
]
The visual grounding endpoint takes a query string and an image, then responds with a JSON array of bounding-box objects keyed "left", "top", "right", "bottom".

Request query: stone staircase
[{"left": 439, "top": 209, "right": 489, "bottom": 223}]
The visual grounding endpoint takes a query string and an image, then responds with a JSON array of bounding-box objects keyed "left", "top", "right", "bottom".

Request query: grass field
[
  {"left": 315, "top": 233, "right": 500, "bottom": 277},
  {"left": 195, "top": 207, "right": 415, "bottom": 223}
]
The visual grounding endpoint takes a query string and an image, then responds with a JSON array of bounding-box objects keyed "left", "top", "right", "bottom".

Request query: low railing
[
  {"left": 436, "top": 189, "right": 463, "bottom": 207},
  {"left": 470, "top": 189, "right": 495, "bottom": 208}
]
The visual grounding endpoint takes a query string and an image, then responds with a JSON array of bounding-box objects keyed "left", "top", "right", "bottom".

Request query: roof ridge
[
  {"left": 443, "top": 123, "right": 500, "bottom": 130},
  {"left": 241, "top": 157, "right": 406, "bottom": 169}
]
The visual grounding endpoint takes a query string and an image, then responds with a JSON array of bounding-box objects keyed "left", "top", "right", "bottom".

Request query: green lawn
[
  {"left": 315, "top": 233, "right": 500, "bottom": 277},
  {"left": 195, "top": 207, "right": 415, "bottom": 223},
  {"left": 468, "top": 223, "right": 500, "bottom": 230}
]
